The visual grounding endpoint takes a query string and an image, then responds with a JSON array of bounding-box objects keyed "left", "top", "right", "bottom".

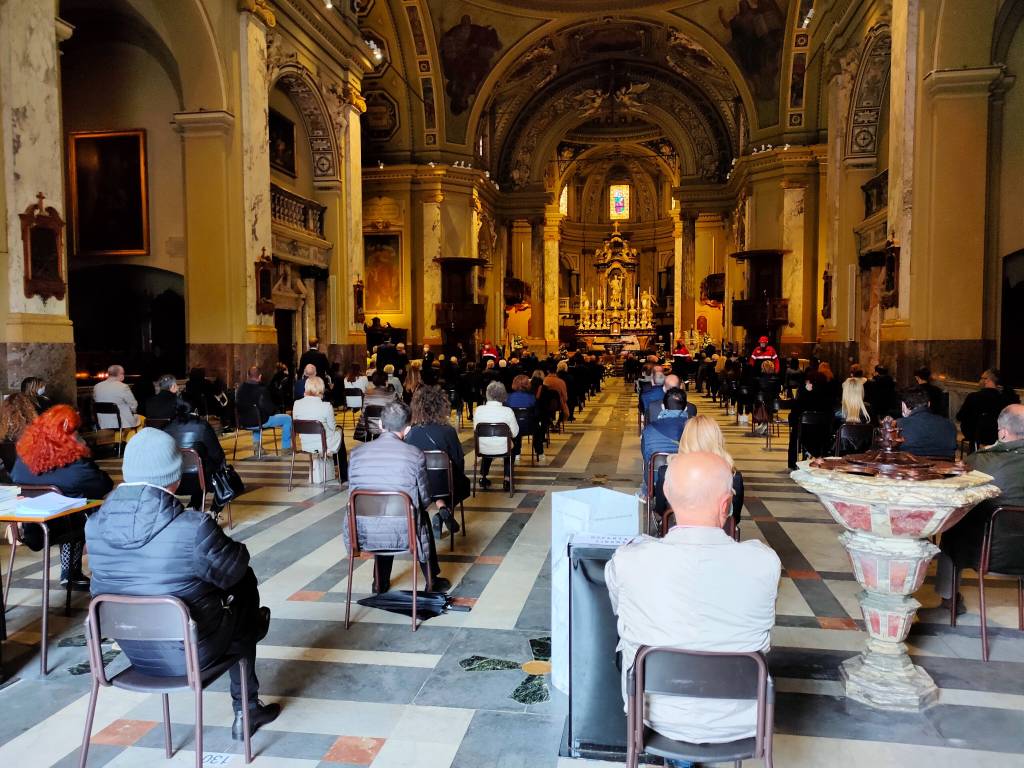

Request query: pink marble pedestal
[{"left": 791, "top": 461, "right": 1000, "bottom": 711}]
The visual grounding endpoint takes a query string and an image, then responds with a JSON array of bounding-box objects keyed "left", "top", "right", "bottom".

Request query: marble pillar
[
  {"left": 511, "top": 219, "right": 531, "bottom": 280},
  {"left": 339, "top": 91, "right": 365, "bottom": 340},
  {"left": 673, "top": 219, "right": 684, "bottom": 342},
  {"left": 782, "top": 183, "right": 807, "bottom": 344},
  {"left": 887, "top": 2, "right": 919, "bottom": 318},
  {"left": 317, "top": 181, "right": 344, "bottom": 345},
  {"left": 543, "top": 217, "right": 560, "bottom": 352},
  {"left": 239, "top": 10, "right": 272, "bottom": 334},
  {"left": 0, "top": 1, "right": 76, "bottom": 401},
  {"left": 825, "top": 47, "right": 858, "bottom": 338},
  {"left": 422, "top": 195, "right": 443, "bottom": 346}
]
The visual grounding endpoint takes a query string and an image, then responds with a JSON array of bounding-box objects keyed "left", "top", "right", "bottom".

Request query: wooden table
[{"left": 0, "top": 501, "right": 101, "bottom": 675}]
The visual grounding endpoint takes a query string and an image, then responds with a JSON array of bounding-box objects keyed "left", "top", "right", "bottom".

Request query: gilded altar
[{"left": 577, "top": 223, "right": 655, "bottom": 335}]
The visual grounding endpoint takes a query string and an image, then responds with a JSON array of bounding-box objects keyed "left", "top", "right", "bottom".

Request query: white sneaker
[
  {"left": 738, "top": 414, "right": 750, "bottom": 425},
  {"left": 514, "top": 456, "right": 521, "bottom": 465},
  {"left": 536, "top": 454, "right": 547, "bottom": 465}
]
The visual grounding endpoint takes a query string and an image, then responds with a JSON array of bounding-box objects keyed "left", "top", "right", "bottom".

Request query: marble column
[
  {"left": 677, "top": 214, "right": 697, "bottom": 339},
  {"left": 511, "top": 219, "right": 531, "bottom": 280},
  {"left": 543, "top": 215, "right": 560, "bottom": 353},
  {"left": 338, "top": 88, "right": 365, "bottom": 341},
  {"left": 887, "top": 2, "right": 919, "bottom": 319},
  {"left": 782, "top": 182, "right": 808, "bottom": 344},
  {"left": 317, "top": 181, "right": 343, "bottom": 346},
  {"left": 673, "top": 219, "right": 684, "bottom": 342},
  {"left": 422, "top": 194, "right": 443, "bottom": 346},
  {"left": 0, "top": 1, "right": 75, "bottom": 401}
]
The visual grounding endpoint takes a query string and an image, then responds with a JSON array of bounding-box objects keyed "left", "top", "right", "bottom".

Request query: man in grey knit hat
[{"left": 85, "top": 428, "right": 280, "bottom": 740}]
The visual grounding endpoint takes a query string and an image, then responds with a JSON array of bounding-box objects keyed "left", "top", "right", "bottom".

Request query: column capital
[
  {"left": 923, "top": 66, "right": 1004, "bottom": 98},
  {"left": 173, "top": 110, "right": 235, "bottom": 136},
  {"left": 238, "top": 0, "right": 276, "bottom": 28}
]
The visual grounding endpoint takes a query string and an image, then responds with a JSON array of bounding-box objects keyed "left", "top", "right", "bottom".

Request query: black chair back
[
  {"left": 834, "top": 422, "right": 874, "bottom": 456},
  {"left": 422, "top": 450, "right": 454, "bottom": 504},
  {"left": 798, "top": 411, "right": 833, "bottom": 458},
  {"left": 987, "top": 506, "right": 1024, "bottom": 575},
  {"left": 646, "top": 451, "right": 673, "bottom": 536},
  {"left": 344, "top": 388, "right": 364, "bottom": 410},
  {"left": 235, "top": 404, "right": 263, "bottom": 431},
  {"left": 362, "top": 404, "right": 385, "bottom": 438},
  {"left": 512, "top": 406, "right": 535, "bottom": 434},
  {"left": 93, "top": 401, "right": 122, "bottom": 429},
  {"left": 178, "top": 447, "right": 207, "bottom": 512},
  {"left": 474, "top": 422, "right": 514, "bottom": 451},
  {"left": 293, "top": 419, "right": 329, "bottom": 455}
]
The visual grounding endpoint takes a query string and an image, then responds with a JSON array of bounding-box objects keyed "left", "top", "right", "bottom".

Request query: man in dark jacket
[
  {"left": 141, "top": 374, "right": 182, "bottom": 421},
  {"left": 897, "top": 387, "right": 956, "bottom": 459},
  {"left": 640, "top": 388, "right": 690, "bottom": 497},
  {"left": 957, "top": 368, "right": 1021, "bottom": 448},
  {"left": 164, "top": 401, "right": 229, "bottom": 510},
  {"left": 298, "top": 339, "right": 329, "bottom": 381},
  {"left": 914, "top": 367, "right": 947, "bottom": 416},
  {"left": 85, "top": 428, "right": 279, "bottom": 739},
  {"left": 936, "top": 405, "right": 1024, "bottom": 613},
  {"left": 347, "top": 401, "right": 450, "bottom": 594},
  {"left": 864, "top": 365, "right": 900, "bottom": 420},
  {"left": 236, "top": 366, "right": 292, "bottom": 453}
]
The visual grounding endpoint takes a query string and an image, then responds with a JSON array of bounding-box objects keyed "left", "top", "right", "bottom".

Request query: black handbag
[{"left": 209, "top": 463, "right": 245, "bottom": 511}]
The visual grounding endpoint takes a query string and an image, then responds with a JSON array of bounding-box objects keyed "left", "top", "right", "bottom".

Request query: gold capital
[
  {"left": 238, "top": 0, "right": 276, "bottom": 28},
  {"left": 342, "top": 83, "right": 367, "bottom": 113}
]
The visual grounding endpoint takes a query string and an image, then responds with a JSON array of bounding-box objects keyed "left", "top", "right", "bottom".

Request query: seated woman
[
  {"left": 292, "top": 375, "right": 346, "bottom": 482},
  {"left": 403, "top": 360, "right": 424, "bottom": 405},
  {"left": 164, "top": 400, "right": 227, "bottom": 510},
  {"left": 11, "top": 405, "right": 114, "bottom": 588},
  {"left": 20, "top": 376, "right": 52, "bottom": 414},
  {"left": 507, "top": 374, "right": 545, "bottom": 463},
  {"left": 0, "top": 392, "right": 38, "bottom": 442},
  {"left": 676, "top": 415, "right": 745, "bottom": 534},
  {"left": 405, "top": 385, "right": 468, "bottom": 536},
  {"left": 353, "top": 371, "right": 397, "bottom": 442}
]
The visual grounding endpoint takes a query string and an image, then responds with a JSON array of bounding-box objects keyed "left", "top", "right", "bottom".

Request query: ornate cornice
[
  {"left": 342, "top": 83, "right": 367, "bottom": 114},
  {"left": 238, "top": 0, "right": 276, "bottom": 28},
  {"left": 172, "top": 110, "right": 236, "bottom": 136}
]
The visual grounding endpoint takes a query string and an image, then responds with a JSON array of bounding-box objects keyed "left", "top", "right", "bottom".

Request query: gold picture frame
[{"left": 67, "top": 129, "right": 150, "bottom": 257}]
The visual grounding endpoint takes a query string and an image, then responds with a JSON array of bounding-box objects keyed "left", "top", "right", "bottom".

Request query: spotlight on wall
[
  {"left": 377, "top": 160, "right": 384, "bottom": 169},
  {"left": 324, "top": 0, "right": 333, "bottom": 9}
]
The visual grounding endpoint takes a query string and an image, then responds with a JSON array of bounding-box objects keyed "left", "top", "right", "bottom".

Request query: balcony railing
[
  {"left": 435, "top": 302, "right": 487, "bottom": 331},
  {"left": 271, "top": 183, "right": 326, "bottom": 239}
]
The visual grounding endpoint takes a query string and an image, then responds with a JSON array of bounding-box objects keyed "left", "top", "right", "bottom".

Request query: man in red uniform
[
  {"left": 480, "top": 340, "right": 499, "bottom": 365},
  {"left": 749, "top": 335, "right": 780, "bottom": 373},
  {"left": 671, "top": 340, "right": 692, "bottom": 382}
]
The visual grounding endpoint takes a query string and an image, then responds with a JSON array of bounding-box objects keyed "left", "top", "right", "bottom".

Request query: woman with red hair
[{"left": 11, "top": 404, "right": 113, "bottom": 589}]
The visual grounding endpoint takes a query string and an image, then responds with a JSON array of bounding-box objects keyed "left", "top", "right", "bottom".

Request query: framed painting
[
  {"left": 67, "top": 130, "right": 149, "bottom": 256},
  {"left": 269, "top": 108, "right": 296, "bottom": 177},
  {"left": 363, "top": 233, "right": 402, "bottom": 312}
]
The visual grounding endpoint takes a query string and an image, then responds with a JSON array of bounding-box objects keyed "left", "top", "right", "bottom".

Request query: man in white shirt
[
  {"left": 472, "top": 381, "right": 519, "bottom": 491},
  {"left": 93, "top": 364, "right": 140, "bottom": 430},
  {"left": 606, "top": 452, "right": 780, "bottom": 756}
]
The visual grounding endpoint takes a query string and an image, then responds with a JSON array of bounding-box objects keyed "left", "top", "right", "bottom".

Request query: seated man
[
  {"left": 936, "top": 404, "right": 1024, "bottom": 614},
  {"left": 347, "top": 401, "right": 451, "bottom": 593},
  {"left": 897, "top": 387, "right": 956, "bottom": 459},
  {"left": 640, "top": 369, "right": 667, "bottom": 415},
  {"left": 640, "top": 387, "right": 690, "bottom": 497},
  {"left": 606, "top": 452, "right": 781, "bottom": 761},
  {"left": 236, "top": 365, "right": 292, "bottom": 454},
  {"left": 142, "top": 373, "right": 181, "bottom": 421},
  {"left": 93, "top": 364, "right": 140, "bottom": 429},
  {"left": 85, "top": 428, "right": 279, "bottom": 739},
  {"left": 473, "top": 381, "right": 520, "bottom": 490},
  {"left": 294, "top": 363, "right": 317, "bottom": 402}
]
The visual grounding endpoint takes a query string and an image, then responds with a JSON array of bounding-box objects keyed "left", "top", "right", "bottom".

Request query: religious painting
[
  {"left": 405, "top": 5, "right": 428, "bottom": 57},
  {"left": 609, "top": 184, "right": 630, "bottom": 221},
  {"left": 68, "top": 130, "right": 149, "bottom": 257},
  {"left": 439, "top": 15, "right": 502, "bottom": 115},
  {"left": 790, "top": 52, "right": 807, "bottom": 109},
  {"left": 268, "top": 108, "right": 296, "bottom": 177},
  {"left": 364, "top": 233, "right": 402, "bottom": 312},
  {"left": 421, "top": 77, "right": 437, "bottom": 131},
  {"left": 19, "top": 195, "right": 66, "bottom": 301},
  {"left": 717, "top": 0, "right": 785, "bottom": 101}
]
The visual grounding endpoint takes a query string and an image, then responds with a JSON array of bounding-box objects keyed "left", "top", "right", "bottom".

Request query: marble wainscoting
[
  {"left": 328, "top": 343, "right": 370, "bottom": 372},
  {"left": 188, "top": 343, "right": 278, "bottom": 385},
  {"left": 814, "top": 340, "right": 858, "bottom": 377},
  {"left": 880, "top": 339, "right": 991, "bottom": 385},
  {"left": 0, "top": 341, "right": 76, "bottom": 401}
]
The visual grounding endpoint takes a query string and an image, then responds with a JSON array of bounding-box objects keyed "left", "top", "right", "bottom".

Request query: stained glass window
[
  {"left": 609, "top": 184, "right": 629, "bottom": 220},
  {"left": 559, "top": 185, "right": 568, "bottom": 216}
]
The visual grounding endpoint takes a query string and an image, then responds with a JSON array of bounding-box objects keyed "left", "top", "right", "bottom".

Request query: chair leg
[
  {"left": 78, "top": 677, "right": 100, "bottom": 768},
  {"left": 344, "top": 549, "right": 355, "bottom": 630},
  {"left": 233, "top": 429, "right": 239, "bottom": 462},
  {"left": 508, "top": 455, "right": 514, "bottom": 498},
  {"left": 288, "top": 446, "right": 296, "bottom": 490},
  {"left": 194, "top": 688, "right": 203, "bottom": 768},
  {"left": 472, "top": 456, "right": 478, "bottom": 497},
  {"left": 1018, "top": 577, "right": 1023, "bottom": 631},
  {"left": 950, "top": 568, "right": 961, "bottom": 627},
  {"left": 460, "top": 501, "right": 466, "bottom": 538},
  {"left": 161, "top": 694, "right": 172, "bottom": 758},
  {"left": 65, "top": 574, "right": 73, "bottom": 617},
  {"left": 980, "top": 570, "right": 990, "bottom": 662},
  {"left": 412, "top": 557, "right": 418, "bottom": 633},
  {"left": 239, "top": 658, "right": 253, "bottom": 763},
  {"left": 3, "top": 525, "right": 16, "bottom": 607},
  {"left": 225, "top": 503, "right": 234, "bottom": 530}
]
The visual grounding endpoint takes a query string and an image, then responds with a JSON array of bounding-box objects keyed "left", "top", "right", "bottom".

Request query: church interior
[{"left": 3, "top": 0, "right": 1024, "bottom": 766}]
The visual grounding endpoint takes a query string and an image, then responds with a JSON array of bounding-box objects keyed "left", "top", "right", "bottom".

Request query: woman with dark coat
[
  {"left": 165, "top": 401, "right": 228, "bottom": 510},
  {"left": 405, "top": 385, "right": 468, "bottom": 537},
  {"left": 11, "top": 404, "right": 114, "bottom": 588}
]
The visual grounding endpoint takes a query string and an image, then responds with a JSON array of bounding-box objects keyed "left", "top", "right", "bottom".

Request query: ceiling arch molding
[
  {"left": 557, "top": 142, "right": 679, "bottom": 194},
  {"left": 271, "top": 62, "right": 342, "bottom": 182},
  {"left": 845, "top": 24, "right": 891, "bottom": 165}
]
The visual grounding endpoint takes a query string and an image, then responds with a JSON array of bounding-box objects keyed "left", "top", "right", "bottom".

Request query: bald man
[
  {"left": 936, "top": 404, "right": 1024, "bottom": 614},
  {"left": 606, "top": 452, "right": 781, "bottom": 751}
]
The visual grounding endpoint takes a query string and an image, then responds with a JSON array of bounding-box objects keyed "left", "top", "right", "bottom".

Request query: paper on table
[{"left": 15, "top": 492, "right": 87, "bottom": 516}]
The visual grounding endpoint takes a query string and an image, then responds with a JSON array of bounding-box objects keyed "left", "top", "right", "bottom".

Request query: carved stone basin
[{"left": 791, "top": 458, "right": 999, "bottom": 711}]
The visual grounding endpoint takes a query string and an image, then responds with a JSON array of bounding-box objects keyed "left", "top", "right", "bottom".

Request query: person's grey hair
[
  {"left": 485, "top": 381, "right": 508, "bottom": 403},
  {"left": 157, "top": 374, "right": 177, "bottom": 391},
  {"left": 107, "top": 364, "right": 124, "bottom": 377},
  {"left": 997, "top": 406, "right": 1024, "bottom": 439},
  {"left": 381, "top": 400, "right": 411, "bottom": 432},
  {"left": 652, "top": 371, "right": 666, "bottom": 386}
]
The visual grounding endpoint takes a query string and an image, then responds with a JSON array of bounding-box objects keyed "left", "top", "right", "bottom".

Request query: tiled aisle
[{"left": 2, "top": 382, "right": 1024, "bottom": 767}]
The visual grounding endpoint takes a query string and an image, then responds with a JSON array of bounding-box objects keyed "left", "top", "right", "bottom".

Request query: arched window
[{"left": 609, "top": 184, "right": 630, "bottom": 220}]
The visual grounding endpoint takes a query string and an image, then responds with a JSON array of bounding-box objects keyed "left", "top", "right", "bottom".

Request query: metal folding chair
[
  {"left": 92, "top": 401, "right": 136, "bottom": 457},
  {"left": 232, "top": 405, "right": 279, "bottom": 460},
  {"left": 473, "top": 422, "right": 515, "bottom": 498},
  {"left": 627, "top": 647, "right": 774, "bottom": 768},
  {"left": 290, "top": 419, "right": 343, "bottom": 490},
  {"left": 343, "top": 388, "right": 364, "bottom": 427},
  {"left": 345, "top": 490, "right": 430, "bottom": 631},
  {"left": 78, "top": 594, "right": 254, "bottom": 767},
  {"left": 422, "top": 450, "right": 467, "bottom": 551},
  {"left": 645, "top": 452, "right": 673, "bottom": 537}
]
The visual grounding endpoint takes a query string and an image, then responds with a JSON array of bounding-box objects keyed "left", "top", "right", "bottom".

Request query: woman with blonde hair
[
  {"left": 837, "top": 376, "right": 871, "bottom": 424},
  {"left": 676, "top": 415, "right": 745, "bottom": 532},
  {"left": 403, "top": 360, "right": 423, "bottom": 404}
]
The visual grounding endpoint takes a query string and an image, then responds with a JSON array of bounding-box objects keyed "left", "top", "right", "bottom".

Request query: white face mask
[{"left": 37, "top": 387, "right": 46, "bottom": 396}]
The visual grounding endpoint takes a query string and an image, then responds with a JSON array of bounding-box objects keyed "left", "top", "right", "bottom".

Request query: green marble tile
[
  {"left": 510, "top": 674, "right": 550, "bottom": 704},
  {"left": 529, "top": 636, "right": 551, "bottom": 661},
  {"left": 460, "top": 655, "right": 521, "bottom": 672}
]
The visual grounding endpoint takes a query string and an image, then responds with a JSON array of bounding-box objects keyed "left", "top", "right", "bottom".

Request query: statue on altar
[
  {"left": 627, "top": 298, "right": 637, "bottom": 327},
  {"left": 595, "top": 299, "right": 605, "bottom": 327},
  {"left": 639, "top": 288, "right": 656, "bottom": 326},
  {"left": 608, "top": 273, "right": 623, "bottom": 308}
]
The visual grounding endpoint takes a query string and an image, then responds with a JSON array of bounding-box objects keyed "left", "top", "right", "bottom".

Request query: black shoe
[
  {"left": 430, "top": 577, "right": 452, "bottom": 592},
  {"left": 232, "top": 701, "right": 281, "bottom": 740},
  {"left": 432, "top": 513, "right": 443, "bottom": 538},
  {"left": 941, "top": 593, "right": 967, "bottom": 616},
  {"left": 60, "top": 575, "right": 91, "bottom": 591},
  {"left": 502, "top": 480, "right": 511, "bottom": 491},
  {"left": 256, "top": 607, "right": 271, "bottom": 642},
  {"left": 372, "top": 580, "right": 391, "bottom": 594},
  {"left": 479, "top": 477, "right": 492, "bottom": 490},
  {"left": 439, "top": 506, "right": 460, "bottom": 535}
]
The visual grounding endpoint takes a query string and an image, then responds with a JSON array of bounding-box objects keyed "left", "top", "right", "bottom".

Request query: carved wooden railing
[{"left": 271, "top": 183, "right": 326, "bottom": 238}]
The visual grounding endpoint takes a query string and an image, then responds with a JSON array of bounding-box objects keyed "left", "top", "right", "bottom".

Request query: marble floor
[{"left": 2, "top": 381, "right": 1024, "bottom": 767}]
